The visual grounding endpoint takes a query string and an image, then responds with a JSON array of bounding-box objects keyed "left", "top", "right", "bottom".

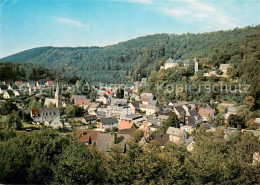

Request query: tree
[
  {"left": 228, "top": 114, "right": 244, "bottom": 128},
  {"left": 162, "top": 112, "right": 179, "bottom": 133},
  {"left": 5, "top": 111, "right": 23, "bottom": 130},
  {"left": 1, "top": 100, "right": 18, "bottom": 115},
  {"left": 116, "top": 88, "right": 124, "bottom": 98},
  {"left": 226, "top": 65, "right": 237, "bottom": 79},
  {"left": 244, "top": 96, "right": 255, "bottom": 110}
]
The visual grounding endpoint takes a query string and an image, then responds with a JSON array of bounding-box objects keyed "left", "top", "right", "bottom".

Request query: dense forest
[
  {"left": 144, "top": 31, "right": 260, "bottom": 105},
  {"left": 0, "top": 62, "right": 79, "bottom": 83},
  {"left": 0, "top": 129, "right": 259, "bottom": 184},
  {"left": 1, "top": 25, "right": 260, "bottom": 84}
]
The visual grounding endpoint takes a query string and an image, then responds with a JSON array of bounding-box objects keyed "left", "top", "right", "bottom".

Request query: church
[{"left": 44, "top": 84, "right": 62, "bottom": 107}]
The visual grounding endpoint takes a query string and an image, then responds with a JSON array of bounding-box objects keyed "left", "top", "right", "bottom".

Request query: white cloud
[
  {"left": 56, "top": 17, "right": 90, "bottom": 29},
  {"left": 153, "top": 0, "right": 239, "bottom": 30}
]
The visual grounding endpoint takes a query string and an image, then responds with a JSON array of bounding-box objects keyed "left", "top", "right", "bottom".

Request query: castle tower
[
  {"left": 55, "top": 84, "right": 62, "bottom": 107},
  {"left": 194, "top": 57, "right": 198, "bottom": 74}
]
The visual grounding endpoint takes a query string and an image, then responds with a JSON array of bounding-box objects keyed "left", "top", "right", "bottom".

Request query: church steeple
[{"left": 55, "top": 84, "right": 62, "bottom": 107}]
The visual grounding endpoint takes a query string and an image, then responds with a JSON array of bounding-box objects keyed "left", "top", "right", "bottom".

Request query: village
[{"left": 0, "top": 58, "right": 259, "bottom": 158}]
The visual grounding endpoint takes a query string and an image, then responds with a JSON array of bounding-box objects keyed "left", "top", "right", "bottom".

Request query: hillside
[
  {"left": 1, "top": 25, "right": 260, "bottom": 83},
  {"left": 0, "top": 62, "right": 79, "bottom": 83}
]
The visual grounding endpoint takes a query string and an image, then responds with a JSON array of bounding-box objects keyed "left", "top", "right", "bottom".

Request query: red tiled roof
[
  {"left": 141, "top": 97, "right": 151, "bottom": 102},
  {"left": 75, "top": 99, "right": 91, "bottom": 106},
  {"left": 15, "top": 81, "right": 23, "bottom": 85},
  {"left": 75, "top": 130, "right": 100, "bottom": 144},
  {"left": 119, "top": 120, "right": 135, "bottom": 130},
  {"left": 107, "top": 90, "right": 113, "bottom": 95},
  {"left": 198, "top": 108, "right": 213, "bottom": 117},
  {"left": 46, "top": 80, "right": 54, "bottom": 85}
]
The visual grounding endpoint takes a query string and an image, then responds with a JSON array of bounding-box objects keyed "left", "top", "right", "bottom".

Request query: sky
[{"left": 0, "top": 0, "right": 259, "bottom": 58}]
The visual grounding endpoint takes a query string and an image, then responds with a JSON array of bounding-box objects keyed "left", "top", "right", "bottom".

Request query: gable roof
[
  {"left": 75, "top": 99, "right": 91, "bottom": 106},
  {"left": 75, "top": 130, "right": 100, "bottom": 144},
  {"left": 165, "top": 58, "right": 173, "bottom": 63},
  {"left": 130, "top": 101, "right": 140, "bottom": 109},
  {"left": 219, "top": 64, "right": 230, "bottom": 70},
  {"left": 99, "top": 117, "right": 118, "bottom": 125},
  {"left": 72, "top": 95, "right": 87, "bottom": 100},
  {"left": 166, "top": 127, "right": 185, "bottom": 137},
  {"left": 6, "top": 90, "right": 15, "bottom": 96},
  {"left": 97, "top": 133, "right": 115, "bottom": 153},
  {"left": 119, "top": 120, "right": 135, "bottom": 130},
  {"left": 198, "top": 108, "right": 213, "bottom": 116}
]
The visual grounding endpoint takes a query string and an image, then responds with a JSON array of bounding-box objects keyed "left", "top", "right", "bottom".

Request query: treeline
[
  {"left": 0, "top": 129, "right": 259, "bottom": 184},
  {"left": 0, "top": 62, "right": 79, "bottom": 83},
  {"left": 144, "top": 32, "right": 260, "bottom": 106},
  {"left": 1, "top": 25, "right": 259, "bottom": 83}
]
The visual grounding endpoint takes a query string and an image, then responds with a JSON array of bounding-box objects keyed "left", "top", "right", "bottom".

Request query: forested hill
[{"left": 1, "top": 25, "right": 260, "bottom": 83}]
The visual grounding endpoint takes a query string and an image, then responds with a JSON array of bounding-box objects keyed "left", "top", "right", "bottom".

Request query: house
[
  {"left": 96, "top": 96, "right": 111, "bottom": 105},
  {"left": 45, "top": 80, "right": 54, "bottom": 86},
  {"left": 219, "top": 64, "right": 231, "bottom": 75},
  {"left": 15, "top": 81, "right": 23, "bottom": 86},
  {"left": 106, "top": 103, "right": 131, "bottom": 119},
  {"left": 97, "top": 132, "right": 131, "bottom": 153},
  {"left": 44, "top": 116, "right": 63, "bottom": 129},
  {"left": 97, "top": 133, "right": 116, "bottom": 153},
  {"left": 225, "top": 106, "right": 237, "bottom": 120},
  {"left": 198, "top": 105, "right": 215, "bottom": 123},
  {"left": 44, "top": 85, "right": 62, "bottom": 107},
  {"left": 110, "top": 98, "right": 128, "bottom": 105},
  {"left": 147, "top": 114, "right": 163, "bottom": 126},
  {"left": 253, "top": 118, "right": 260, "bottom": 130},
  {"left": 120, "top": 114, "right": 144, "bottom": 125},
  {"left": 3, "top": 90, "right": 15, "bottom": 99},
  {"left": 13, "top": 90, "right": 22, "bottom": 96},
  {"left": 129, "top": 101, "right": 140, "bottom": 114},
  {"left": 0, "top": 85, "right": 8, "bottom": 94},
  {"left": 31, "top": 107, "right": 60, "bottom": 123},
  {"left": 88, "top": 103, "right": 99, "bottom": 115},
  {"left": 72, "top": 95, "right": 87, "bottom": 100},
  {"left": 141, "top": 78, "right": 147, "bottom": 84},
  {"left": 174, "top": 104, "right": 201, "bottom": 125},
  {"left": 75, "top": 98, "right": 91, "bottom": 109},
  {"left": 140, "top": 104, "right": 158, "bottom": 115},
  {"left": 75, "top": 130, "right": 100, "bottom": 145},
  {"left": 97, "top": 117, "right": 118, "bottom": 131},
  {"left": 180, "top": 125, "right": 196, "bottom": 135},
  {"left": 130, "top": 93, "right": 140, "bottom": 101},
  {"left": 81, "top": 115, "right": 97, "bottom": 125},
  {"left": 96, "top": 107, "right": 108, "bottom": 118},
  {"left": 140, "top": 93, "right": 153, "bottom": 104},
  {"left": 160, "top": 58, "right": 179, "bottom": 69},
  {"left": 118, "top": 120, "right": 136, "bottom": 130},
  {"left": 166, "top": 127, "right": 188, "bottom": 144}
]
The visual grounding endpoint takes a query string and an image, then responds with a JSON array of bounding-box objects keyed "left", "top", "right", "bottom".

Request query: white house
[
  {"left": 166, "top": 127, "right": 188, "bottom": 144},
  {"left": 160, "top": 58, "right": 179, "bottom": 69},
  {"left": 3, "top": 90, "right": 15, "bottom": 99}
]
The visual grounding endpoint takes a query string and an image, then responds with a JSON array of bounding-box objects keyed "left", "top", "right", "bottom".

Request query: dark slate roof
[
  {"left": 7, "top": 90, "right": 15, "bottom": 96},
  {"left": 175, "top": 105, "right": 186, "bottom": 114},
  {"left": 0, "top": 85, "right": 7, "bottom": 90},
  {"left": 99, "top": 117, "right": 118, "bottom": 125},
  {"left": 130, "top": 101, "right": 140, "bottom": 109}
]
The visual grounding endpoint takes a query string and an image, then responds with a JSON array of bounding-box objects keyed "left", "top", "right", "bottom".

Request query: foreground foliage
[{"left": 0, "top": 129, "right": 259, "bottom": 184}]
